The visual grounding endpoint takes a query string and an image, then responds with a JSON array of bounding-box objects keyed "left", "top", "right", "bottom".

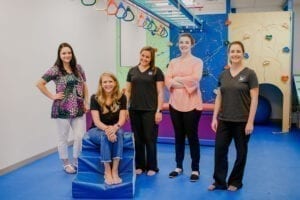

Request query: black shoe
[
  {"left": 190, "top": 173, "right": 199, "bottom": 182},
  {"left": 169, "top": 169, "right": 182, "bottom": 178}
]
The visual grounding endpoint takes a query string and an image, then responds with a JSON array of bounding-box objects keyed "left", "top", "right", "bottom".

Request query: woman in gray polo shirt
[{"left": 208, "top": 41, "right": 259, "bottom": 191}]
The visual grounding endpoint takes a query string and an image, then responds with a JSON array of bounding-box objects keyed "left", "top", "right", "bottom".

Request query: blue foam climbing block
[
  {"left": 72, "top": 172, "right": 135, "bottom": 199},
  {"left": 72, "top": 132, "right": 135, "bottom": 199}
]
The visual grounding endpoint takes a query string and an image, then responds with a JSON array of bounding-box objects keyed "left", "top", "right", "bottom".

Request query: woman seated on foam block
[{"left": 87, "top": 72, "right": 127, "bottom": 185}]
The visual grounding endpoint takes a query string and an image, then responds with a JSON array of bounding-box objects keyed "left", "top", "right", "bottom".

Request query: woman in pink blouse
[{"left": 165, "top": 33, "right": 203, "bottom": 182}]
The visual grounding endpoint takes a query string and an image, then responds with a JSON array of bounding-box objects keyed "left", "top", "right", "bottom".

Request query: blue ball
[{"left": 255, "top": 96, "right": 272, "bottom": 124}]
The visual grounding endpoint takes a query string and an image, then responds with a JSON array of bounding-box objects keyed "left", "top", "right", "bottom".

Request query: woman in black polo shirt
[
  {"left": 126, "top": 46, "right": 164, "bottom": 176},
  {"left": 208, "top": 41, "right": 259, "bottom": 191}
]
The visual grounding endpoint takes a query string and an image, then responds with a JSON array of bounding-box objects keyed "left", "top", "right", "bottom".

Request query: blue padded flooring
[
  {"left": 72, "top": 131, "right": 135, "bottom": 199},
  {"left": 1, "top": 124, "right": 300, "bottom": 200}
]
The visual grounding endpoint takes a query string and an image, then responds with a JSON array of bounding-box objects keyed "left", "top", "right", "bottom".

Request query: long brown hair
[
  {"left": 54, "top": 42, "right": 80, "bottom": 78},
  {"left": 95, "top": 72, "right": 121, "bottom": 114},
  {"left": 140, "top": 46, "right": 157, "bottom": 74}
]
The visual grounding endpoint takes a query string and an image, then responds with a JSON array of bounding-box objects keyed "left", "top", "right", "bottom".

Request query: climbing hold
[
  {"left": 265, "top": 35, "right": 272, "bottom": 40},
  {"left": 225, "top": 19, "right": 231, "bottom": 26},
  {"left": 281, "top": 75, "right": 289, "bottom": 82},
  {"left": 243, "top": 33, "right": 251, "bottom": 40},
  {"left": 282, "top": 47, "right": 290, "bottom": 53},
  {"left": 224, "top": 41, "right": 230, "bottom": 46},
  {"left": 263, "top": 60, "right": 270, "bottom": 66},
  {"left": 282, "top": 23, "right": 289, "bottom": 29}
]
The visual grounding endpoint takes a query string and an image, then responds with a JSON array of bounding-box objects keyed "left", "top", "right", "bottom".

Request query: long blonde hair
[{"left": 95, "top": 72, "right": 121, "bottom": 114}]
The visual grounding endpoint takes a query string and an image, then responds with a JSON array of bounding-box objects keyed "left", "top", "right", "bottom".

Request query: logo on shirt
[
  {"left": 148, "top": 71, "right": 153, "bottom": 75},
  {"left": 239, "top": 75, "right": 246, "bottom": 82}
]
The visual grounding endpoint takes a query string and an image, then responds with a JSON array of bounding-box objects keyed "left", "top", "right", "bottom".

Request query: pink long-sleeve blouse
[{"left": 165, "top": 56, "right": 203, "bottom": 112}]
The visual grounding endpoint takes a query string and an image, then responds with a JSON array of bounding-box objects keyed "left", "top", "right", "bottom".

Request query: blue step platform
[{"left": 72, "top": 131, "right": 135, "bottom": 199}]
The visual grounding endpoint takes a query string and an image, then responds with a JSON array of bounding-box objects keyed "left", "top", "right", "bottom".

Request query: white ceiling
[
  {"left": 186, "top": 0, "right": 299, "bottom": 14},
  {"left": 231, "top": 0, "right": 285, "bottom": 9},
  {"left": 231, "top": 0, "right": 287, "bottom": 12}
]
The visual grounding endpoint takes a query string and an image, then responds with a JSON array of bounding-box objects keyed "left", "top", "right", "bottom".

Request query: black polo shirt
[{"left": 127, "top": 66, "right": 164, "bottom": 111}]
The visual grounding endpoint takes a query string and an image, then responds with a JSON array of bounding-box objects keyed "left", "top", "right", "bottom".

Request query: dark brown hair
[
  {"left": 54, "top": 42, "right": 80, "bottom": 78},
  {"left": 228, "top": 41, "right": 245, "bottom": 53},
  {"left": 179, "top": 33, "right": 195, "bottom": 45},
  {"left": 140, "top": 46, "right": 157, "bottom": 74}
]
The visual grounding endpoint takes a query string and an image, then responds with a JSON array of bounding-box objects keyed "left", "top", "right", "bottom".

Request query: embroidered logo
[
  {"left": 148, "top": 71, "right": 153, "bottom": 75},
  {"left": 239, "top": 75, "right": 246, "bottom": 82}
]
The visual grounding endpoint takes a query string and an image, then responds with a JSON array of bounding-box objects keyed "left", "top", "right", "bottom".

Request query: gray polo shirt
[{"left": 218, "top": 67, "right": 259, "bottom": 122}]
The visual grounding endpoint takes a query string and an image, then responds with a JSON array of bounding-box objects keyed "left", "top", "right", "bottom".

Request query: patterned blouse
[{"left": 42, "top": 64, "right": 86, "bottom": 119}]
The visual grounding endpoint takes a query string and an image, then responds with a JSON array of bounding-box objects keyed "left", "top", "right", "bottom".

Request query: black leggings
[{"left": 169, "top": 105, "right": 202, "bottom": 171}]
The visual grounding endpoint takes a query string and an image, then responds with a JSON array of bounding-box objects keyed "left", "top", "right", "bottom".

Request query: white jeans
[{"left": 55, "top": 116, "right": 85, "bottom": 159}]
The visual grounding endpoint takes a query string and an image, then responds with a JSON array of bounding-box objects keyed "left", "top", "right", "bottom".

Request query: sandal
[
  {"left": 63, "top": 164, "right": 76, "bottom": 174},
  {"left": 72, "top": 163, "right": 78, "bottom": 171}
]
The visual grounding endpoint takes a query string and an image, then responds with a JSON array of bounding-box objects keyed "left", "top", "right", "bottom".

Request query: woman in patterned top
[{"left": 36, "top": 42, "right": 89, "bottom": 174}]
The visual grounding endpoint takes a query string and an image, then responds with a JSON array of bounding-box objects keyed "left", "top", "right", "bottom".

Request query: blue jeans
[{"left": 87, "top": 127, "right": 123, "bottom": 162}]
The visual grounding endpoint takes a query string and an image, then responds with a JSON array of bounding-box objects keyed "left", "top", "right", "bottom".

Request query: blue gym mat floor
[{"left": 1, "top": 123, "right": 300, "bottom": 200}]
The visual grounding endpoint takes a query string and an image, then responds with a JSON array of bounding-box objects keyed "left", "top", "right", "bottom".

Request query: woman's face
[
  {"left": 101, "top": 75, "right": 116, "bottom": 94},
  {"left": 179, "top": 36, "right": 193, "bottom": 54},
  {"left": 229, "top": 44, "right": 244, "bottom": 64},
  {"left": 139, "top": 50, "right": 151, "bottom": 67},
  {"left": 60, "top": 47, "right": 72, "bottom": 64}
]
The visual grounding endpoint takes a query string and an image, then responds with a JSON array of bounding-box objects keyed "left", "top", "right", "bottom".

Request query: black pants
[
  {"left": 169, "top": 106, "right": 202, "bottom": 171},
  {"left": 129, "top": 110, "right": 159, "bottom": 172},
  {"left": 213, "top": 120, "right": 250, "bottom": 189}
]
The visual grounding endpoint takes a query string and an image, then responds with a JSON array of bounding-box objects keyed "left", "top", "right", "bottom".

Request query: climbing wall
[{"left": 228, "top": 11, "right": 292, "bottom": 132}]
